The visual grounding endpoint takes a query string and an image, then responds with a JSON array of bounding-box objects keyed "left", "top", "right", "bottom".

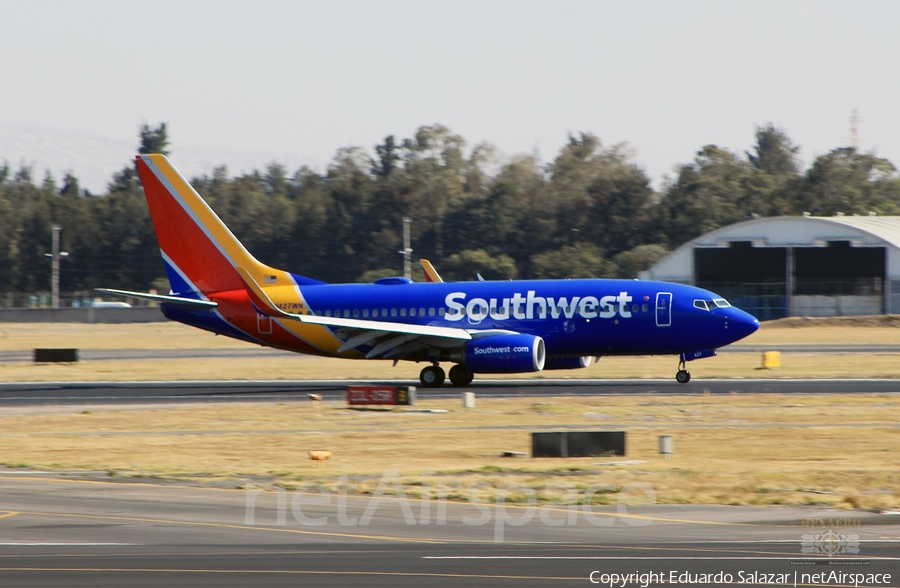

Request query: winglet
[{"left": 420, "top": 259, "right": 443, "bottom": 283}]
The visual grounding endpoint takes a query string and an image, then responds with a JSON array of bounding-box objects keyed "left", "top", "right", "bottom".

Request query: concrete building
[{"left": 642, "top": 215, "right": 900, "bottom": 320}]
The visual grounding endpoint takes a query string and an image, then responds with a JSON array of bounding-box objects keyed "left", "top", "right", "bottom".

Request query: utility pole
[
  {"left": 44, "top": 225, "right": 69, "bottom": 308},
  {"left": 399, "top": 218, "right": 412, "bottom": 280}
]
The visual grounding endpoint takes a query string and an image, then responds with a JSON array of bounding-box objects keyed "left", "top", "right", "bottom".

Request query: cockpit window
[
  {"left": 713, "top": 298, "right": 731, "bottom": 308},
  {"left": 693, "top": 300, "right": 709, "bottom": 311}
]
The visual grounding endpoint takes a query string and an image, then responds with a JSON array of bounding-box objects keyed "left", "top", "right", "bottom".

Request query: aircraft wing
[
  {"left": 236, "top": 267, "right": 474, "bottom": 359},
  {"left": 95, "top": 288, "right": 218, "bottom": 309}
]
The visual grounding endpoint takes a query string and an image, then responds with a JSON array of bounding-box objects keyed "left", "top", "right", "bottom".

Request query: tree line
[{"left": 2, "top": 122, "right": 899, "bottom": 302}]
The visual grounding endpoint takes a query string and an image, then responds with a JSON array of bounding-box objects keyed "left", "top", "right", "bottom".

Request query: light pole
[
  {"left": 399, "top": 217, "right": 412, "bottom": 280},
  {"left": 44, "top": 225, "right": 69, "bottom": 308}
]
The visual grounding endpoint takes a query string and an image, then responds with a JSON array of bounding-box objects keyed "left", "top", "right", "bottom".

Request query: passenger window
[
  {"left": 642, "top": 303, "right": 648, "bottom": 313},
  {"left": 429, "top": 308, "right": 435, "bottom": 316},
  {"left": 391, "top": 308, "right": 397, "bottom": 317},
  {"left": 409, "top": 308, "right": 416, "bottom": 317},
  {"left": 343, "top": 310, "right": 350, "bottom": 318},
  {"left": 419, "top": 308, "right": 425, "bottom": 316},
  {"left": 353, "top": 309, "right": 359, "bottom": 318},
  {"left": 362, "top": 309, "right": 369, "bottom": 318},
  {"left": 439, "top": 308, "right": 446, "bottom": 316},
  {"left": 400, "top": 308, "right": 407, "bottom": 317},
  {"left": 693, "top": 300, "right": 709, "bottom": 311},
  {"left": 325, "top": 310, "right": 331, "bottom": 317},
  {"left": 632, "top": 304, "right": 638, "bottom": 313}
]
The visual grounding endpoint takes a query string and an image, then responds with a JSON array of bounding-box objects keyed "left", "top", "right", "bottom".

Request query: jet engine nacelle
[
  {"left": 463, "top": 334, "right": 545, "bottom": 373},
  {"left": 543, "top": 355, "right": 595, "bottom": 370}
]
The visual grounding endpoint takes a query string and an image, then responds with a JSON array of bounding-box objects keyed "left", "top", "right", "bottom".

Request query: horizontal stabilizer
[{"left": 95, "top": 288, "right": 218, "bottom": 309}]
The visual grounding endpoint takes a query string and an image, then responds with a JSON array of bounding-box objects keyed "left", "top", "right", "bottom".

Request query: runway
[
  {"left": 0, "top": 475, "right": 897, "bottom": 587},
  {"left": 0, "top": 378, "right": 899, "bottom": 405}
]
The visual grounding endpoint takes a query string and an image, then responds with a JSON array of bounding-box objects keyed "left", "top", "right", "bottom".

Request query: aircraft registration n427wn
[{"left": 100, "top": 154, "right": 760, "bottom": 387}]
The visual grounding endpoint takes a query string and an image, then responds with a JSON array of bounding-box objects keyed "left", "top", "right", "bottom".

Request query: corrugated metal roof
[
  {"left": 644, "top": 215, "right": 900, "bottom": 282},
  {"left": 686, "top": 215, "right": 900, "bottom": 249},
  {"left": 814, "top": 216, "right": 900, "bottom": 249}
]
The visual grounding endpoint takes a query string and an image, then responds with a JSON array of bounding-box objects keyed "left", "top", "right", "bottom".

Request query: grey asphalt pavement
[
  {"left": 0, "top": 475, "right": 897, "bottom": 587},
  {"left": 1, "top": 378, "right": 900, "bottom": 406}
]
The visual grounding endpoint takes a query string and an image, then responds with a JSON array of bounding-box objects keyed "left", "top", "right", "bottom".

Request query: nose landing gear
[
  {"left": 675, "top": 359, "right": 691, "bottom": 384},
  {"left": 675, "top": 350, "right": 716, "bottom": 384}
]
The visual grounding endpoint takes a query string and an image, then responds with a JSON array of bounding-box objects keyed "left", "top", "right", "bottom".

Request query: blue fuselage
[{"left": 293, "top": 278, "right": 759, "bottom": 357}]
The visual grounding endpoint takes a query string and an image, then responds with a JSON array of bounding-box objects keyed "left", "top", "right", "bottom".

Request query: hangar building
[{"left": 641, "top": 215, "right": 900, "bottom": 320}]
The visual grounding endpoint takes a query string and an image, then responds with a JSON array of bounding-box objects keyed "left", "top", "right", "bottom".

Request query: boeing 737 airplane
[{"left": 100, "top": 154, "right": 760, "bottom": 387}]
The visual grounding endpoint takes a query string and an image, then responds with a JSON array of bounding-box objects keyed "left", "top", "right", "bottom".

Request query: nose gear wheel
[{"left": 675, "top": 359, "right": 690, "bottom": 384}]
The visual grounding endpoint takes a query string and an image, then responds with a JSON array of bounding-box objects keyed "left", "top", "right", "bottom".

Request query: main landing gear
[
  {"left": 675, "top": 359, "right": 691, "bottom": 384},
  {"left": 448, "top": 364, "right": 474, "bottom": 386},
  {"left": 419, "top": 364, "right": 445, "bottom": 387},
  {"left": 419, "top": 364, "right": 474, "bottom": 387}
]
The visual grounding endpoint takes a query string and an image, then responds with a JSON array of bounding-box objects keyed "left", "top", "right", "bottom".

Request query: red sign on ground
[{"left": 346, "top": 385, "right": 415, "bottom": 406}]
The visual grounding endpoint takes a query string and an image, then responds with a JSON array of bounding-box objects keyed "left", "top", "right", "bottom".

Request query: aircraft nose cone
[{"left": 731, "top": 309, "right": 760, "bottom": 341}]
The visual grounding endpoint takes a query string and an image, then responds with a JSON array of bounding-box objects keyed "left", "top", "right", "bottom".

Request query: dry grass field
[
  {"left": 0, "top": 393, "right": 897, "bottom": 509},
  {"left": 2, "top": 316, "right": 900, "bottom": 352},
  {"left": 1, "top": 317, "right": 900, "bottom": 382},
  {"left": 0, "top": 322, "right": 248, "bottom": 351},
  {"left": 1, "top": 318, "right": 899, "bottom": 508},
  {"left": 5, "top": 352, "right": 900, "bottom": 382}
]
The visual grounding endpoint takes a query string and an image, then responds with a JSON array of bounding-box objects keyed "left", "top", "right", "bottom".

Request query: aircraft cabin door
[{"left": 655, "top": 292, "right": 672, "bottom": 327}]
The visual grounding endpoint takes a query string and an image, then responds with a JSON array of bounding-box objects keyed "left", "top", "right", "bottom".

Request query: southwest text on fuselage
[{"left": 444, "top": 290, "right": 633, "bottom": 322}]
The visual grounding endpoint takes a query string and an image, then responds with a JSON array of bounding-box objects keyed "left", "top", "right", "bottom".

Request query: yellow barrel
[{"left": 762, "top": 351, "right": 781, "bottom": 369}]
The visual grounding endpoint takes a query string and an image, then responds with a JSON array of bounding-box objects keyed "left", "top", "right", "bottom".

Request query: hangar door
[
  {"left": 695, "top": 241, "right": 886, "bottom": 320},
  {"left": 792, "top": 241, "right": 884, "bottom": 316},
  {"left": 695, "top": 242, "right": 787, "bottom": 320}
]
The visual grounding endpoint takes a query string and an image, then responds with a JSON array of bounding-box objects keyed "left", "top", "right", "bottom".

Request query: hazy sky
[{"left": 2, "top": 0, "right": 898, "bottom": 193}]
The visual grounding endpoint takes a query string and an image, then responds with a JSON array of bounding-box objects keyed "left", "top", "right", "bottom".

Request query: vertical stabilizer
[{"left": 135, "top": 154, "right": 285, "bottom": 295}]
